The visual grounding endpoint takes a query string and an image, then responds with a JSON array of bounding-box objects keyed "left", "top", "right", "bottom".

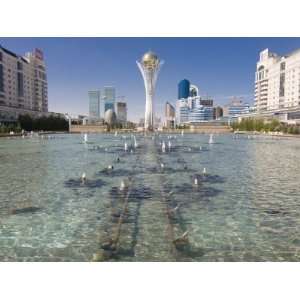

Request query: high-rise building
[
  {"left": 137, "top": 51, "right": 164, "bottom": 131},
  {"left": 103, "top": 86, "right": 116, "bottom": 113},
  {"left": 116, "top": 101, "right": 127, "bottom": 123},
  {"left": 88, "top": 90, "right": 101, "bottom": 119},
  {"left": 165, "top": 101, "right": 175, "bottom": 128},
  {"left": 0, "top": 46, "right": 48, "bottom": 113},
  {"left": 178, "top": 79, "right": 190, "bottom": 99},
  {"left": 255, "top": 48, "right": 300, "bottom": 112}
]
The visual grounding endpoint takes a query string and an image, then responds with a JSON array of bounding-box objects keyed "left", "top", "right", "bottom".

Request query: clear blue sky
[{"left": 1, "top": 37, "right": 300, "bottom": 121}]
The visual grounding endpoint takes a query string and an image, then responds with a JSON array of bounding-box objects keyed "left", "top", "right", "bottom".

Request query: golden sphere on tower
[{"left": 142, "top": 51, "right": 159, "bottom": 69}]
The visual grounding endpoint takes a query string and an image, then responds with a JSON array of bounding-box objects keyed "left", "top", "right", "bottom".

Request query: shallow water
[{"left": 0, "top": 133, "right": 300, "bottom": 261}]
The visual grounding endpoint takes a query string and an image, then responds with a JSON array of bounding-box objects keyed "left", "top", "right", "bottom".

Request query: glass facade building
[
  {"left": 103, "top": 86, "right": 116, "bottom": 113},
  {"left": 227, "top": 104, "right": 249, "bottom": 116},
  {"left": 88, "top": 90, "right": 101, "bottom": 119},
  {"left": 176, "top": 97, "right": 214, "bottom": 124},
  {"left": 116, "top": 101, "right": 127, "bottom": 123},
  {"left": 223, "top": 98, "right": 250, "bottom": 117},
  {"left": 176, "top": 99, "right": 189, "bottom": 124},
  {"left": 189, "top": 106, "right": 214, "bottom": 122},
  {"left": 165, "top": 101, "right": 175, "bottom": 128},
  {"left": 178, "top": 79, "right": 190, "bottom": 99}
]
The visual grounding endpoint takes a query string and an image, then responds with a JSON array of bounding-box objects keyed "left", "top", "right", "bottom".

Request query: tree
[{"left": 18, "top": 114, "right": 68, "bottom": 132}]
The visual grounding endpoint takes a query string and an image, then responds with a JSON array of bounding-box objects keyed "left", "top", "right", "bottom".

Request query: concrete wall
[
  {"left": 163, "top": 125, "right": 231, "bottom": 134},
  {"left": 69, "top": 125, "right": 107, "bottom": 133}
]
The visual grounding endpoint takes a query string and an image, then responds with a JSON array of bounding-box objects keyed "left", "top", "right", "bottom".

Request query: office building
[
  {"left": 199, "top": 98, "right": 213, "bottom": 107},
  {"left": 255, "top": 48, "right": 300, "bottom": 112},
  {"left": 188, "top": 95, "right": 213, "bottom": 109},
  {"left": 165, "top": 101, "right": 175, "bottom": 128},
  {"left": 0, "top": 45, "right": 48, "bottom": 114},
  {"left": 178, "top": 79, "right": 190, "bottom": 99},
  {"left": 88, "top": 90, "right": 101, "bottom": 119},
  {"left": 103, "top": 86, "right": 116, "bottom": 113},
  {"left": 213, "top": 106, "right": 223, "bottom": 120},
  {"left": 176, "top": 97, "right": 214, "bottom": 124},
  {"left": 189, "top": 105, "right": 214, "bottom": 122},
  {"left": 176, "top": 99, "right": 189, "bottom": 124},
  {"left": 116, "top": 101, "right": 127, "bottom": 123},
  {"left": 189, "top": 84, "right": 199, "bottom": 97},
  {"left": 223, "top": 97, "right": 250, "bottom": 117},
  {"left": 176, "top": 79, "right": 214, "bottom": 124}
]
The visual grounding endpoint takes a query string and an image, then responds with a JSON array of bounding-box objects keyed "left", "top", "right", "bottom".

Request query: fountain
[
  {"left": 162, "top": 141, "right": 166, "bottom": 153},
  {"left": 168, "top": 140, "right": 171, "bottom": 151},
  {"left": 81, "top": 172, "right": 86, "bottom": 184},
  {"left": 120, "top": 179, "right": 129, "bottom": 191},
  {"left": 133, "top": 136, "right": 138, "bottom": 148},
  {"left": 124, "top": 142, "right": 128, "bottom": 152},
  {"left": 209, "top": 134, "right": 214, "bottom": 144},
  {"left": 83, "top": 133, "right": 88, "bottom": 143}
]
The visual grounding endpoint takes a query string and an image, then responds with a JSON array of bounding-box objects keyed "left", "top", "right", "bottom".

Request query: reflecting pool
[{"left": 0, "top": 133, "right": 300, "bottom": 261}]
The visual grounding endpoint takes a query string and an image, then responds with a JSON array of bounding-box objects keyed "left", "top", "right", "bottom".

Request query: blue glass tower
[{"left": 178, "top": 79, "right": 190, "bottom": 99}]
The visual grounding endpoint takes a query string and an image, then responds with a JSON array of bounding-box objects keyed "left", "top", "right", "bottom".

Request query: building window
[
  {"left": 17, "top": 61, "right": 23, "bottom": 70},
  {"left": 280, "top": 62, "right": 286, "bottom": 71},
  {"left": 17, "top": 72, "right": 24, "bottom": 97},
  {"left": 0, "top": 64, "right": 4, "bottom": 93},
  {"left": 279, "top": 73, "right": 285, "bottom": 97},
  {"left": 0, "top": 51, "right": 2, "bottom": 61}
]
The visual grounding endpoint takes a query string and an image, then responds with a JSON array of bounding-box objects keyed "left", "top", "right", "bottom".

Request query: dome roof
[{"left": 104, "top": 109, "right": 117, "bottom": 125}]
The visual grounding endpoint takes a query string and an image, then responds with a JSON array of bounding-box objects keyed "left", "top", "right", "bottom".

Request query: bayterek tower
[{"left": 137, "top": 51, "right": 164, "bottom": 131}]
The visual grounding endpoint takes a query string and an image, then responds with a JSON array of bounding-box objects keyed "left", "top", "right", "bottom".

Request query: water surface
[{"left": 0, "top": 133, "right": 300, "bottom": 261}]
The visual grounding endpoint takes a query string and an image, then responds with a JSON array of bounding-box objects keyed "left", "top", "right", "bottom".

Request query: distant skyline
[{"left": 1, "top": 37, "right": 300, "bottom": 121}]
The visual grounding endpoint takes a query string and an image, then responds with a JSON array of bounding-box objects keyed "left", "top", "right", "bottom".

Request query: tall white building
[
  {"left": 0, "top": 46, "right": 48, "bottom": 113},
  {"left": 255, "top": 48, "right": 300, "bottom": 112}
]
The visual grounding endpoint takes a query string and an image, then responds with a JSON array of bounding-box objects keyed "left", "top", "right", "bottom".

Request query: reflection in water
[{"left": 0, "top": 133, "right": 300, "bottom": 261}]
